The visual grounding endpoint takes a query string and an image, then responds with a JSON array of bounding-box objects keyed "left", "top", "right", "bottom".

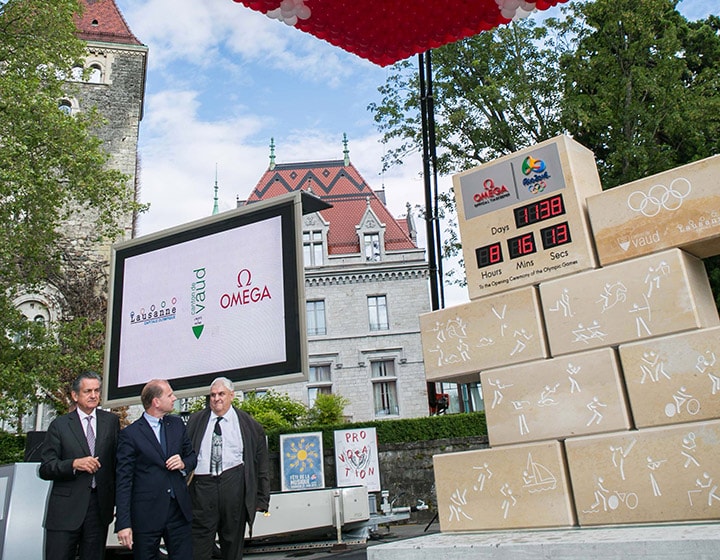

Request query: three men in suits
[
  {"left": 115, "top": 379, "right": 197, "bottom": 560},
  {"left": 39, "top": 371, "right": 120, "bottom": 560},
  {"left": 187, "top": 377, "right": 270, "bottom": 560}
]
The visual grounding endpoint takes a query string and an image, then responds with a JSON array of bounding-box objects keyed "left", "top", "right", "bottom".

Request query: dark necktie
[
  {"left": 86, "top": 416, "right": 96, "bottom": 488},
  {"left": 211, "top": 417, "right": 223, "bottom": 476},
  {"left": 159, "top": 418, "right": 167, "bottom": 456}
]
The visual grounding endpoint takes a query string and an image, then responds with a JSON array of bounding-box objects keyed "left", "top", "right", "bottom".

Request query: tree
[
  {"left": 369, "top": 17, "right": 563, "bottom": 176},
  {"left": 555, "top": 0, "right": 720, "bottom": 188},
  {"left": 304, "top": 393, "right": 349, "bottom": 426},
  {"left": 0, "top": 0, "right": 144, "bottom": 424}
]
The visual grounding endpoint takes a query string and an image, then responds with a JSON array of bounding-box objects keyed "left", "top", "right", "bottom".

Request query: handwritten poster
[{"left": 334, "top": 427, "right": 380, "bottom": 492}]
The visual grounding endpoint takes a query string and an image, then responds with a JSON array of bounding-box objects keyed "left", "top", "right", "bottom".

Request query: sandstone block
[
  {"left": 619, "top": 326, "right": 720, "bottom": 428},
  {"left": 566, "top": 420, "right": 720, "bottom": 526},
  {"left": 588, "top": 155, "right": 720, "bottom": 266},
  {"left": 482, "top": 348, "right": 631, "bottom": 446},
  {"left": 420, "top": 287, "right": 547, "bottom": 382},
  {"left": 453, "top": 135, "right": 601, "bottom": 299},
  {"left": 433, "top": 440, "right": 575, "bottom": 531},
  {"left": 539, "top": 249, "right": 719, "bottom": 356}
]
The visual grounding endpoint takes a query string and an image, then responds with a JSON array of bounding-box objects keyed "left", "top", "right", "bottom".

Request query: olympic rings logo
[
  {"left": 528, "top": 180, "right": 546, "bottom": 194},
  {"left": 627, "top": 177, "right": 692, "bottom": 217}
]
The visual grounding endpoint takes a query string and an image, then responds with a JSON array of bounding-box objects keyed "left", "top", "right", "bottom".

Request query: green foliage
[
  {"left": 0, "top": 0, "right": 147, "bottom": 422},
  {"left": 0, "top": 432, "right": 26, "bottom": 465},
  {"left": 369, "top": 17, "right": 563, "bottom": 176},
  {"left": 704, "top": 257, "right": 720, "bottom": 309},
  {"left": 304, "top": 393, "right": 349, "bottom": 426},
  {"left": 239, "top": 390, "right": 307, "bottom": 430},
  {"left": 265, "top": 411, "right": 487, "bottom": 454},
  {"left": 555, "top": 0, "right": 720, "bottom": 188},
  {"left": 0, "top": 0, "right": 143, "bottom": 288}
]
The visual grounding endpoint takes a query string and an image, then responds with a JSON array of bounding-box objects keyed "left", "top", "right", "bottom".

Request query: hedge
[
  {"left": 265, "top": 411, "right": 487, "bottom": 454},
  {"left": 0, "top": 432, "right": 26, "bottom": 465}
]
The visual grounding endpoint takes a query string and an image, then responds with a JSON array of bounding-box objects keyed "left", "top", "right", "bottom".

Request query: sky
[{"left": 114, "top": 0, "right": 718, "bottom": 306}]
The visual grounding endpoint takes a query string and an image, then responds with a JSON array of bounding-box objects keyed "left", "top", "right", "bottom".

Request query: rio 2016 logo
[{"left": 521, "top": 156, "right": 550, "bottom": 194}]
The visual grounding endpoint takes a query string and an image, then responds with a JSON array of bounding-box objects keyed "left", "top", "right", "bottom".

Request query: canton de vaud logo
[
  {"left": 521, "top": 155, "right": 551, "bottom": 194},
  {"left": 190, "top": 268, "right": 206, "bottom": 339}
]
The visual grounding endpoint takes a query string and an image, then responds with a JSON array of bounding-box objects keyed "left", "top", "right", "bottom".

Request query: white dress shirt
[{"left": 195, "top": 410, "right": 244, "bottom": 475}]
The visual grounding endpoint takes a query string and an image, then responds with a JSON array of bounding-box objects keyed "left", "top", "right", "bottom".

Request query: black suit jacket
[
  {"left": 115, "top": 414, "right": 197, "bottom": 533},
  {"left": 187, "top": 407, "right": 270, "bottom": 530},
  {"left": 39, "top": 408, "right": 120, "bottom": 531}
]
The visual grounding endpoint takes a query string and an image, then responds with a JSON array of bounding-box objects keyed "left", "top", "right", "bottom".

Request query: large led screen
[{"left": 103, "top": 192, "right": 315, "bottom": 406}]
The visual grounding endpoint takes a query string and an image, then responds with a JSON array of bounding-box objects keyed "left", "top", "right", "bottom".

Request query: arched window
[
  {"left": 58, "top": 100, "right": 72, "bottom": 115},
  {"left": 88, "top": 64, "right": 102, "bottom": 83}
]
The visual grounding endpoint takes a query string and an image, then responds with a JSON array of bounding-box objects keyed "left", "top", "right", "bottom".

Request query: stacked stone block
[{"left": 424, "top": 138, "right": 720, "bottom": 532}]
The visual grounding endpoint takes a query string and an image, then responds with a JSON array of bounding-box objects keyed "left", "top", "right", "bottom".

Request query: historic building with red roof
[{"left": 241, "top": 138, "right": 432, "bottom": 421}]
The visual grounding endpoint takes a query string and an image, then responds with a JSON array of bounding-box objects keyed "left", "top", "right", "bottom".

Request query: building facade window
[
  {"left": 88, "top": 64, "right": 103, "bottom": 83},
  {"left": 364, "top": 233, "right": 381, "bottom": 261},
  {"left": 58, "top": 100, "right": 73, "bottom": 115},
  {"left": 306, "top": 300, "right": 326, "bottom": 336},
  {"left": 367, "top": 295, "right": 389, "bottom": 331},
  {"left": 303, "top": 230, "right": 324, "bottom": 266},
  {"left": 371, "top": 360, "right": 399, "bottom": 416},
  {"left": 308, "top": 364, "right": 332, "bottom": 407}
]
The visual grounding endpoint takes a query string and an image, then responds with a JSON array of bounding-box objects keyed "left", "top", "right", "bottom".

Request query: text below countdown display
[
  {"left": 103, "top": 191, "right": 330, "bottom": 406},
  {"left": 453, "top": 135, "right": 602, "bottom": 299}
]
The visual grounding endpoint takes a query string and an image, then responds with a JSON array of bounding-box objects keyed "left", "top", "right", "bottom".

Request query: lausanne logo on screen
[{"left": 129, "top": 298, "right": 177, "bottom": 325}]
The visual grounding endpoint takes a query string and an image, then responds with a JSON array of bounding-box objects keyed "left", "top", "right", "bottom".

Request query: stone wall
[{"left": 267, "top": 435, "right": 489, "bottom": 521}]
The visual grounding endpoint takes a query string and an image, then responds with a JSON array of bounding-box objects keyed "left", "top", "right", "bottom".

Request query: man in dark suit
[
  {"left": 115, "top": 379, "right": 197, "bottom": 560},
  {"left": 39, "top": 371, "right": 120, "bottom": 560},
  {"left": 187, "top": 377, "right": 270, "bottom": 560}
]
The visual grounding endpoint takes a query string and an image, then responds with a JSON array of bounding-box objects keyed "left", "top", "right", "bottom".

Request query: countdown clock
[{"left": 453, "top": 135, "right": 602, "bottom": 299}]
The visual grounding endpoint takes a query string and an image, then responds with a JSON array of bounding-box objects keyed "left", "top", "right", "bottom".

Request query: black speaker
[{"left": 24, "top": 431, "right": 46, "bottom": 462}]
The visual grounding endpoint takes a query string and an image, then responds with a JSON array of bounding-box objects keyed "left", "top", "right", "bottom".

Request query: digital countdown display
[{"left": 453, "top": 135, "right": 602, "bottom": 299}]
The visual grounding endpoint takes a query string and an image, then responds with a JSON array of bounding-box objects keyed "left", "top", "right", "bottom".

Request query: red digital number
[
  {"left": 550, "top": 195, "right": 564, "bottom": 216},
  {"left": 538, "top": 198, "right": 552, "bottom": 220},
  {"left": 519, "top": 234, "right": 534, "bottom": 254},
  {"left": 553, "top": 222, "right": 570, "bottom": 244}
]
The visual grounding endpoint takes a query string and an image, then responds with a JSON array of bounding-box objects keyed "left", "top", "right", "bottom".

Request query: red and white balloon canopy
[{"left": 232, "top": 0, "right": 569, "bottom": 66}]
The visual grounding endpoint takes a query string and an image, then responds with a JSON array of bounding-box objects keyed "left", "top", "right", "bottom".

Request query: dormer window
[
  {"left": 364, "top": 233, "right": 381, "bottom": 262},
  {"left": 303, "top": 230, "right": 324, "bottom": 266}
]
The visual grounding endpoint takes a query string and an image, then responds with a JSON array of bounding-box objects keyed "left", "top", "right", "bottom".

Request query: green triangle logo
[{"left": 192, "top": 325, "right": 204, "bottom": 339}]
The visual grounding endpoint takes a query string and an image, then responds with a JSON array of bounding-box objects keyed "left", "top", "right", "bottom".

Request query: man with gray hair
[
  {"left": 39, "top": 371, "right": 120, "bottom": 560},
  {"left": 187, "top": 377, "right": 270, "bottom": 560}
]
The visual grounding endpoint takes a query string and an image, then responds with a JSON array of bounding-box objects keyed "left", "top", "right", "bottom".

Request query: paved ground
[
  {"left": 245, "top": 520, "right": 440, "bottom": 560},
  {"left": 107, "top": 518, "right": 440, "bottom": 560}
]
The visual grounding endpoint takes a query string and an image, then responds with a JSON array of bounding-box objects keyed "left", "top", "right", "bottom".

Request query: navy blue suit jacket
[{"left": 115, "top": 414, "right": 197, "bottom": 534}]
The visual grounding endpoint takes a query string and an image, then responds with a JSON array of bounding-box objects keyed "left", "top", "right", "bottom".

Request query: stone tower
[
  {"left": 71, "top": 0, "right": 147, "bottom": 243},
  {"left": 15, "top": 0, "right": 147, "bottom": 327}
]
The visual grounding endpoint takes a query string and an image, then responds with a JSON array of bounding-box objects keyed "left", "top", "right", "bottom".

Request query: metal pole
[{"left": 418, "top": 52, "right": 440, "bottom": 312}]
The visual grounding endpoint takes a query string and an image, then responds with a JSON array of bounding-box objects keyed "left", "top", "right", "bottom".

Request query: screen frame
[{"left": 102, "top": 191, "right": 326, "bottom": 407}]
